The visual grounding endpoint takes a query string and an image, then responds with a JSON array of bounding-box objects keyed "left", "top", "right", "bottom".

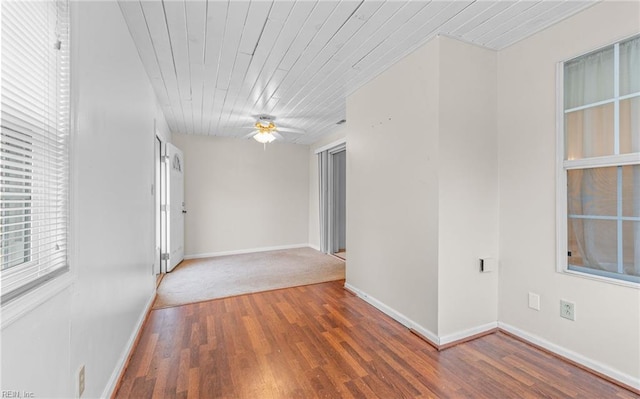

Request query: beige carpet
[{"left": 153, "top": 247, "right": 345, "bottom": 309}]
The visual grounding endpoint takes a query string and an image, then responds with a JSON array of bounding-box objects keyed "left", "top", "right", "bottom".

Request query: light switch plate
[{"left": 528, "top": 292, "right": 540, "bottom": 311}]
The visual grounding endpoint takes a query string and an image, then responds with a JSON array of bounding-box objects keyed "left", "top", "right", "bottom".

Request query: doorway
[
  {"left": 154, "top": 137, "right": 186, "bottom": 277},
  {"left": 330, "top": 150, "right": 346, "bottom": 259},
  {"left": 154, "top": 135, "right": 162, "bottom": 277},
  {"left": 318, "top": 141, "right": 346, "bottom": 258}
]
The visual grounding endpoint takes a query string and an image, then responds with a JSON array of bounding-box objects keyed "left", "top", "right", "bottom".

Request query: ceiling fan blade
[
  {"left": 272, "top": 131, "right": 284, "bottom": 140},
  {"left": 277, "top": 126, "right": 306, "bottom": 134},
  {"left": 244, "top": 131, "right": 258, "bottom": 139}
]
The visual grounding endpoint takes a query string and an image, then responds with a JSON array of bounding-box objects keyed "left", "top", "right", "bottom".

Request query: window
[
  {"left": 1, "top": 0, "right": 70, "bottom": 303},
  {"left": 560, "top": 35, "right": 640, "bottom": 284}
]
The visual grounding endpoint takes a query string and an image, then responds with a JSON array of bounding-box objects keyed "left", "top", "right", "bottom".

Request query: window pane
[
  {"left": 619, "top": 96, "right": 640, "bottom": 154},
  {"left": 623, "top": 165, "right": 640, "bottom": 217},
  {"left": 564, "top": 46, "right": 614, "bottom": 109},
  {"left": 565, "top": 103, "right": 614, "bottom": 159},
  {"left": 567, "top": 167, "right": 617, "bottom": 216},
  {"left": 623, "top": 221, "right": 640, "bottom": 277},
  {"left": 620, "top": 36, "right": 640, "bottom": 96},
  {"left": 567, "top": 218, "right": 617, "bottom": 271},
  {"left": 567, "top": 219, "right": 584, "bottom": 266}
]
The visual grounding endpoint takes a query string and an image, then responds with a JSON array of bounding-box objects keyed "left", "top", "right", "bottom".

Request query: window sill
[
  {"left": 1, "top": 271, "right": 75, "bottom": 329},
  {"left": 560, "top": 268, "right": 640, "bottom": 289}
]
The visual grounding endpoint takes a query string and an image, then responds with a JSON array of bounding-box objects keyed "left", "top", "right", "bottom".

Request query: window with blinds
[{"left": 1, "top": 0, "right": 70, "bottom": 303}]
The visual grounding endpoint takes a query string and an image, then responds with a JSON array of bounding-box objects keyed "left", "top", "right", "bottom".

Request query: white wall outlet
[
  {"left": 560, "top": 300, "right": 576, "bottom": 321},
  {"left": 78, "top": 365, "right": 85, "bottom": 397},
  {"left": 528, "top": 292, "right": 540, "bottom": 311}
]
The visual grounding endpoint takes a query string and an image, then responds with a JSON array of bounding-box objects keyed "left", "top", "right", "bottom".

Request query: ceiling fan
[{"left": 244, "top": 115, "right": 305, "bottom": 144}]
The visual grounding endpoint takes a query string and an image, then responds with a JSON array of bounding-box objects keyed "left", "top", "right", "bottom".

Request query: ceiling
[{"left": 119, "top": 0, "right": 596, "bottom": 145}]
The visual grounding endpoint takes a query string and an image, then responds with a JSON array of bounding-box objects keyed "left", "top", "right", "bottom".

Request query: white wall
[
  {"left": 1, "top": 288, "right": 73, "bottom": 397},
  {"left": 308, "top": 127, "right": 347, "bottom": 250},
  {"left": 498, "top": 1, "right": 640, "bottom": 384},
  {"left": 1, "top": 2, "right": 171, "bottom": 397},
  {"left": 172, "top": 134, "right": 309, "bottom": 258},
  {"left": 437, "top": 37, "right": 499, "bottom": 337},
  {"left": 345, "top": 36, "right": 500, "bottom": 339},
  {"left": 346, "top": 39, "right": 441, "bottom": 334}
]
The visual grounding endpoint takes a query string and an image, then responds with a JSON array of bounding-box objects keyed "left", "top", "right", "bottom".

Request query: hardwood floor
[{"left": 114, "top": 281, "right": 638, "bottom": 398}]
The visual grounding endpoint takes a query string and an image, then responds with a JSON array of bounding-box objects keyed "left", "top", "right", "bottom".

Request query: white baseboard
[
  {"left": 344, "top": 282, "right": 440, "bottom": 345},
  {"left": 439, "top": 321, "right": 498, "bottom": 346},
  {"left": 184, "top": 243, "right": 312, "bottom": 260},
  {"left": 499, "top": 322, "right": 640, "bottom": 391},
  {"left": 101, "top": 289, "right": 156, "bottom": 398},
  {"left": 344, "top": 283, "right": 499, "bottom": 347},
  {"left": 308, "top": 244, "right": 321, "bottom": 252}
]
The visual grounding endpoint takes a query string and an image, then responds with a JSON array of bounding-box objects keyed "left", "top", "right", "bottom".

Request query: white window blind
[{"left": 1, "top": 0, "right": 70, "bottom": 303}]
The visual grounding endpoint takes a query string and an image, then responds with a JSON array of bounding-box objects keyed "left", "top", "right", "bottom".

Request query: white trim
[
  {"left": 439, "top": 322, "right": 499, "bottom": 346},
  {"left": 556, "top": 61, "right": 568, "bottom": 275},
  {"left": 564, "top": 98, "right": 615, "bottom": 113},
  {"left": 183, "top": 243, "right": 312, "bottom": 260},
  {"left": 101, "top": 290, "right": 156, "bottom": 399},
  {"left": 568, "top": 214, "right": 640, "bottom": 222},
  {"left": 498, "top": 322, "right": 640, "bottom": 391},
  {"left": 344, "top": 282, "right": 440, "bottom": 345},
  {"left": 562, "top": 268, "right": 640, "bottom": 289},
  {"left": 314, "top": 137, "right": 347, "bottom": 154},
  {"left": 345, "top": 283, "right": 500, "bottom": 347},
  {"left": 308, "top": 244, "right": 321, "bottom": 251},
  {"left": 319, "top": 151, "right": 329, "bottom": 253},
  {"left": 564, "top": 153, "right": 640, "bottom": 169},
  {"left": 328, "top": 143, "right": 346, "bottom": 155},
  {"left": 614, "top": 42, "right": 620, "bottom": 155},
  {"left": 0, "top": 272, "right": 74, "bottom": 329}
]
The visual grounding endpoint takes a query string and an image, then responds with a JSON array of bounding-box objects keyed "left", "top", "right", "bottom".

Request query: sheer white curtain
[
  {"left": 565, "top": 48, "right": 615, "bottom": 271},
  {"left": 621, "top": 37, "right": 640, "bottom": 275},
  {"left": 564, "top": 48, "right": 614, "bottom": 110}
]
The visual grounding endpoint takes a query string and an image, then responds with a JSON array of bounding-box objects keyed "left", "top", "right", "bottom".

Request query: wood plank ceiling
[{"left": 119, "top": 0, "right": 597, "bottom": 145}]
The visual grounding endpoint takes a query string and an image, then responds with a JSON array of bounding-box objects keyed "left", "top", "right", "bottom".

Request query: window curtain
[
  {"left": 621, "top": 38, "right": 640, "bottom": 276},
  {"left": 566, "top": 48, "right": 615, "bottom": 271}
]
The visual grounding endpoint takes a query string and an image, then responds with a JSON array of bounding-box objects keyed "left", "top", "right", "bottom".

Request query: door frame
[
  {"left": 154, "top": 133, "right": 169, "bottom": 274},
  {"left": 317, "top": 139, "right": 346, "bottom": 254},
  {"left": 328, "top": 147, "right": 346, "bottom": 254},
  {"left": 154, "top": 134, "right": 162, "bottom": 276}
]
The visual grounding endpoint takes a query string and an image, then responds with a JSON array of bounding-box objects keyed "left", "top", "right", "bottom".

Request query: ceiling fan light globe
[{"left": 253, "top": 132, "right": 276, "bottom": 144}]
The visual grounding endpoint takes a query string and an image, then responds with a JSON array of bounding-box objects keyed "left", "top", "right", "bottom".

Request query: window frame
[{"left": 556, "top": 34, "right": 640, "bottom": 288}]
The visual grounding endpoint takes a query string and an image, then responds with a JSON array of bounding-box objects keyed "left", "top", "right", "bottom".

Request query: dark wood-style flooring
[{"left": 114, "top": 280, "right": 638, "bottom": 398}]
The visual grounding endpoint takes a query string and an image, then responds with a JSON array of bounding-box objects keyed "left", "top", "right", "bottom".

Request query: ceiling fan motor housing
[{"left": 255, "top": 115, "right": 277, "bottom": 132}]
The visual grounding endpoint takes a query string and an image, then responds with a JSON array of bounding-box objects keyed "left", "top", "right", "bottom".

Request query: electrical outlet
[
  {"left": 78, "top": 365, "right": 85, "bottom": 397},
  {"left": 560, "top": 300, "right": 576, "bottom": 321},
  {"left": 528, "top": 292, "right": 540, "bottom": 311}
]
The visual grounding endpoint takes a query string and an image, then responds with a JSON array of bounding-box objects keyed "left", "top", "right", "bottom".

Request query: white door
[{"left": 166, "top": 143, "right": 185, "bottom": 272}]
